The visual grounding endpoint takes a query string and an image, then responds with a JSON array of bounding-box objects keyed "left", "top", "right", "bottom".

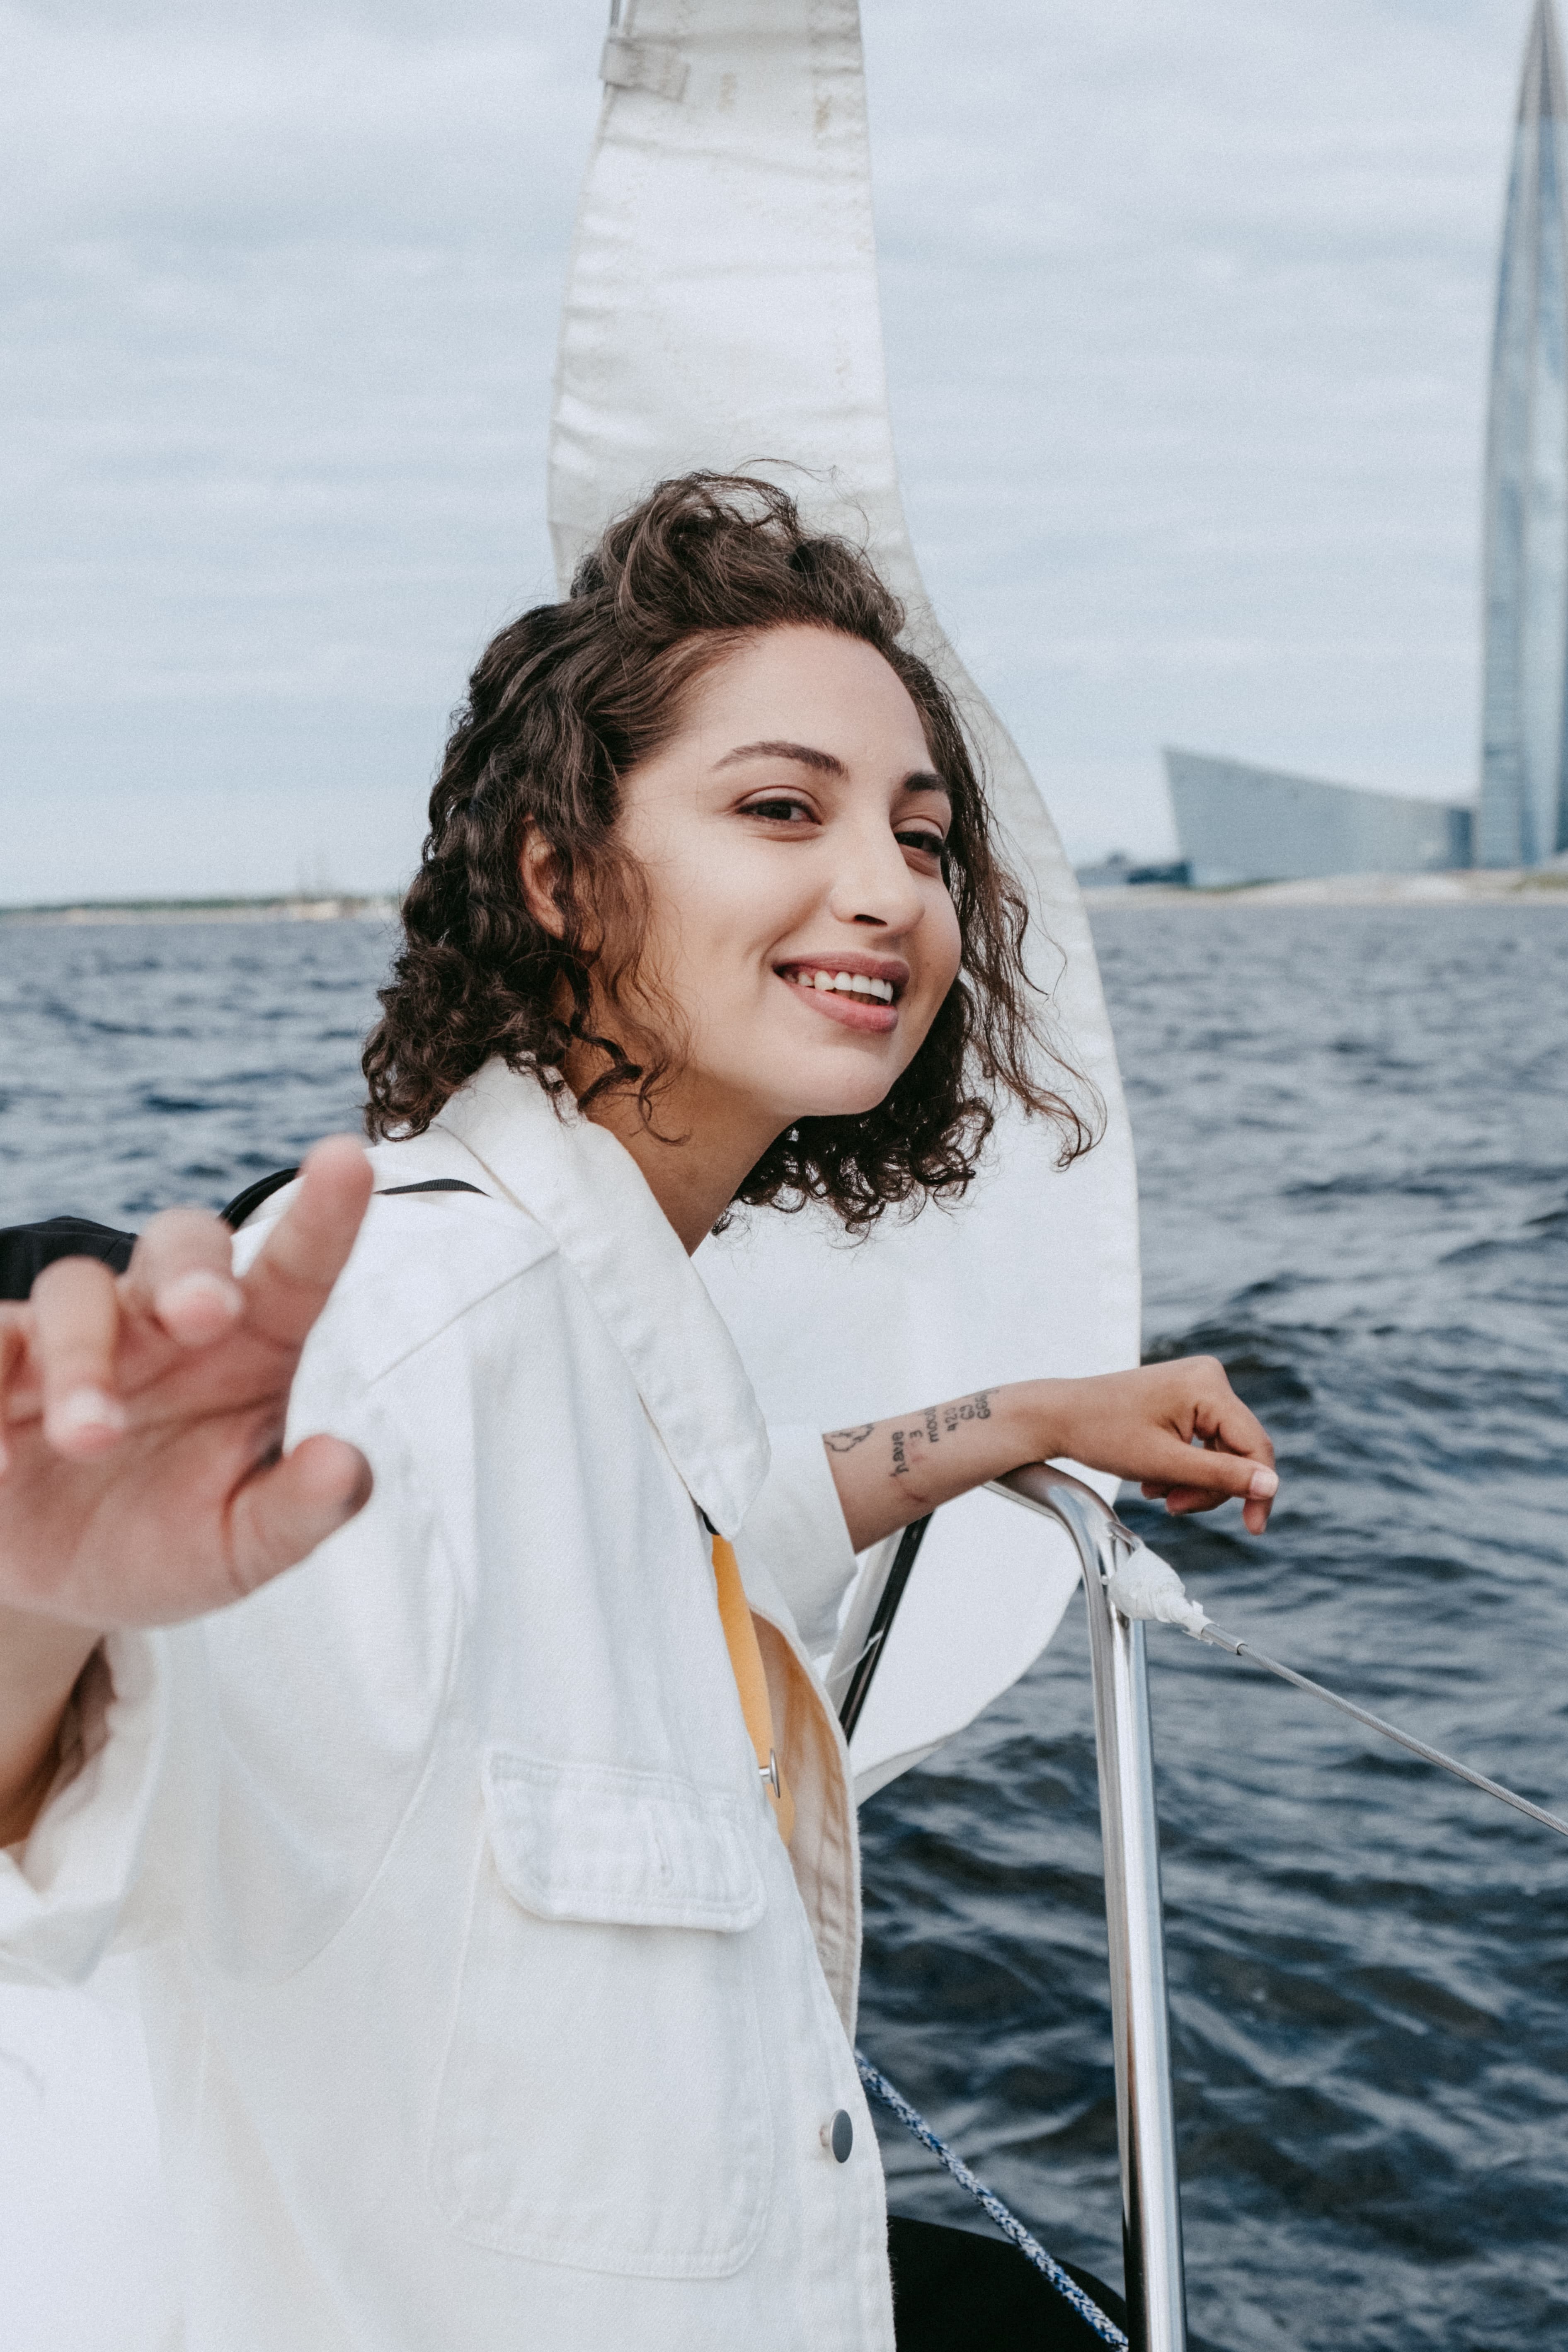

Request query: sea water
[{"left": 1, "top": 903, "right": 1566, "bottom": 2350}]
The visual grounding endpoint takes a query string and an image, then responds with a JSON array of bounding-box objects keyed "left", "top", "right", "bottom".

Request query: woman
[{"left": 0, "top": 476, "right": 1275, "bottom": 2349}]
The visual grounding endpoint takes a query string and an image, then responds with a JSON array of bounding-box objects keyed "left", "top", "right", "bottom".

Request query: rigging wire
[{"left": 1190, "top": 1618, "right": 1568, "bottom": 1843}]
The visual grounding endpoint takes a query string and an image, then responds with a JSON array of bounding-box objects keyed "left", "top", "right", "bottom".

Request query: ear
[{"left": 518, "top": 819, "right": 567, "bottom": 938}]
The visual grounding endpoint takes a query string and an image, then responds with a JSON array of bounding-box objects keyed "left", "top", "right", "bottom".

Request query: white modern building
[{"left": 1165, "top": 751, "right": 1473, "bottom": 888}]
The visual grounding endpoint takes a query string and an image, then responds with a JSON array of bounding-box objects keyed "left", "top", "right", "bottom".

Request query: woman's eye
[
  {"left": 896, "top": 829, "right": 947, "bottom": 858},
  {"left": 743, "top": 795, "right": 816, "bottom": 824}
]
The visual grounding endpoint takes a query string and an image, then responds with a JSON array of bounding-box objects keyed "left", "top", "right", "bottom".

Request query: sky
[{"left": 0, "top": 0, "right": 1537, "bottom": 902}]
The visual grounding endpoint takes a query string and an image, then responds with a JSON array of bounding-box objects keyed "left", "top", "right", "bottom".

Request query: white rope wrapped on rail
[
  {"left": 854, "top": 2051, "right": 1128, "bottom": 2348},
  {"left": 1103, "top": 1548, "right": 1208, "bottom": 1634}
]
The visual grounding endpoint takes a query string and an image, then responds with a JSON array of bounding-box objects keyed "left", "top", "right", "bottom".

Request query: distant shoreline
[
  {"left": 2, "top": 871, "right": 1565, "bottom": 929},
  {"left": 0, "top": 894, "right": 398, "bottom": 929},
  {"left": 1084, "top": 868, "right": 1568, "bottom": 909}
]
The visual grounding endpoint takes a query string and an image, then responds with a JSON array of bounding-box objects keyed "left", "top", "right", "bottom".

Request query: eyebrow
[
  {"left": 716, "top": 739, "right": 950, "bottom": 798},
  {"left": 716, "top": 738, "right": 846, "bottom": 775}
]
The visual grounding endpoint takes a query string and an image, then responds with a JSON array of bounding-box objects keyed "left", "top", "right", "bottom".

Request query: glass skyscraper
[{"left": 1479, "top": 0, "right": 1568, "bottom": 866}]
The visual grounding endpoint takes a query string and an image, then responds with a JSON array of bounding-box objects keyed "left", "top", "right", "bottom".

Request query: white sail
[{"left": 550, "top": 0, "right": 1140, "bottom": 1795}]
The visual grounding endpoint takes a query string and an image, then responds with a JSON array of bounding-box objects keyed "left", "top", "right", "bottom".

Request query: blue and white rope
[{"left": 855, "top": 2051, "right": 1128, "bottom": 2350}]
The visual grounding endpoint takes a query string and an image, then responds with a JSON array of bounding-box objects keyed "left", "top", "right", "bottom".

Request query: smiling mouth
[{"left": 775, "top": 961, "right": 905, "bottom": 1033}]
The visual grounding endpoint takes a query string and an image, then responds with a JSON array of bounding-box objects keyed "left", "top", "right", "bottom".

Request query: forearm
[
  {"left": 823, "top": 1360, "right": 1280, "bottom": 1552},
  {"left": 0, "top": 1608, "right": 99, "bottom": 1847},
  {"left": 823, "top": 1381, "right": 1057, "bottom": 1552}
]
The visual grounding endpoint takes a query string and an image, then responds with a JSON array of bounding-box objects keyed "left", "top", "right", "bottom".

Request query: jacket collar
[{"left": 433, "top": 1059, "right": 771, "bottom": 1538}]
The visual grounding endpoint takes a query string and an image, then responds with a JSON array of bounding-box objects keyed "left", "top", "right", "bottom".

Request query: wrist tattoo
[
  {"left": 824, "top": 1423, "right": 875, "bottom": 1454},
  {"left": 888, "top": 1390, "right": 992, "bottom": 1478}
]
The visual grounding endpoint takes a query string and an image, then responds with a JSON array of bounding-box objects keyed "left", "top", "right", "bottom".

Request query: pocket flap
[{"left": 481, "top": 1751, "right": 767, "bottom": 1932}]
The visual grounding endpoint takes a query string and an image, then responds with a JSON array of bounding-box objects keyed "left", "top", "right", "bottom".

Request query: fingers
[
  {"left": 1136, "top": 1437, "right": 1275, "bottom": 1507},
  {"left": 1187, "top": 1363, "right": 1275, "bottom": 1482},
  {"left": 1142, "top": 1460, "right": 1279, "bottom": 1535},
  {"left": 240, "top": 1137, "right": 373, "bottom": 1351},
  {"left": 1237, "top": 1465, "right": 1275, "bottom": 1535},
  {"left": 1141, "top": 1358, "right": 1278, "bottom": 1534},
  {"left": 125, "top": 1208, "right": 244, "bottom": 1346},
  {"left": 226, "top": 1433, "right": 373, "bottom": 1593},
  {"left": 26, "top": 1257, "right": 130, "bottom": 1458},
  {"left": 6, "top": 1137, "right": 369, "bottom": 1477}
]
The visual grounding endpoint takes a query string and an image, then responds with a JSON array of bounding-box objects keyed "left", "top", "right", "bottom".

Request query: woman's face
[{"left": 609, "top": 624, "right": 964, "bottom": 1140}]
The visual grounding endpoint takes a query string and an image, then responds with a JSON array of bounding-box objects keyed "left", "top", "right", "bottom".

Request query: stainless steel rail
[{"left": 993, "top": 1464, "right": 1188, "bottom": 2352}]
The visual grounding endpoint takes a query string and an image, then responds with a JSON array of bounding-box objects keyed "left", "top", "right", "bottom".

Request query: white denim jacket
[{"left": 0, "top": 1060, "right": 895, "bottom": 2351}]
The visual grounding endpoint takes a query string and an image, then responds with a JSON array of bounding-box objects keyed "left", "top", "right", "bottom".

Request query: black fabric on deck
[
  {"left": 888, "top": 2214, "right": 1127, "bottom": 2352},
  {"left": 0, "top": 1216, "right": 136, "bottom": 1298},
  {"left": 0, "top": 1168, "right": 296, "bottom": 1302}
]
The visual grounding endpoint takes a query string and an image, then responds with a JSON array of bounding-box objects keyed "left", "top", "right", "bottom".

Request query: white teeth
[{"left": 792, "top": 969, "right": 894, "bottom": 1003}]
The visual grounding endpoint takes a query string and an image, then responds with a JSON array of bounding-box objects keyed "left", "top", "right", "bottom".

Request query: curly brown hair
[{"left": 363, "top": 472, "right": 1099, "bottom": 1229}]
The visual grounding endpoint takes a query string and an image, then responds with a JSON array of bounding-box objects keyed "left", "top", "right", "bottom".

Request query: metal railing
[{"left": 994, "top": 1464, "right": 1188, "bottom": 2352}]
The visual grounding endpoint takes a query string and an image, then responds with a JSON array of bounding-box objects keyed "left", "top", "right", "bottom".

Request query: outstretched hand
[{"left": 0, "top": 1137, "right": 375, "bottom": 1633}]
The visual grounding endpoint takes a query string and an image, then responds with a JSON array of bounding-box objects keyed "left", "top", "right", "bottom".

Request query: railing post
[{"left": 994, "top": 1466, "right": 1189, "bottom": 2352}]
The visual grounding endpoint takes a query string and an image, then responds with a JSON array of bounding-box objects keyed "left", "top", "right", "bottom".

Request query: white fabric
[
  {"left": 0, "top": 1959, "right": 177, "bottom": 2352},
  {"left": 552, "top": 0, "right": 1142, "bottom": 1793},
  {"left": 1105, "top": 1546, "right": 1209, "bottom": 1636},
  {"left": 0, "top": 1062, "right": 892, "bottom": 2351}
]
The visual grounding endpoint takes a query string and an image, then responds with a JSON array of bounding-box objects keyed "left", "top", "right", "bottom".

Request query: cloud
[
  {"left": 0, "top": 0, "right": 1537, "bottom": 895},
  {"left": 868, "top": 0, "right": 1524, "bottom": 854},
  {"left": 0, "top": 1, "right": 601, "bottom": 898}
]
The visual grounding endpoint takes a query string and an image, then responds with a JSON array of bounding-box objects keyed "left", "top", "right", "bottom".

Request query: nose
[{"left": 826, "top": 811, "right": 924, "bottom": 935}]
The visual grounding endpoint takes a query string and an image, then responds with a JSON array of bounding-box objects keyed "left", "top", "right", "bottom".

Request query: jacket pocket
[{"left": 429, "top": 1749, "right": 774, "bottom": 2277}]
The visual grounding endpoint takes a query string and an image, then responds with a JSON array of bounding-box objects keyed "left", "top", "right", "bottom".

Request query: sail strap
[{"left": 710, "top": 1532, "right": 795, "bottom": 1848}]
